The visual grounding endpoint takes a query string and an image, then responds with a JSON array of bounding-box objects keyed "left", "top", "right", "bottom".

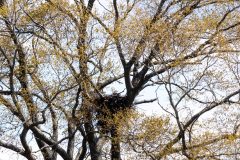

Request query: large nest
[{"left": 94, "top": 94, "right": 132, "bottom": 133}]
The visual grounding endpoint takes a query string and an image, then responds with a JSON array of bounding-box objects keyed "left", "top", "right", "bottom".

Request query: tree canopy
[{"left": 0, "top": 0, "right": 240, "bottom": 160}]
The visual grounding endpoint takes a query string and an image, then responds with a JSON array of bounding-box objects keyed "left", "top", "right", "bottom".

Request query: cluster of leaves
[{"left": 0, "top": 0, "right": 240, "bottom": 160}]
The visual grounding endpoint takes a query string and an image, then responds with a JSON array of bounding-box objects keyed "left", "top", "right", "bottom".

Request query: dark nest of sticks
[{"left": 94, "top": 94, "right": 132, "bottom": 134}]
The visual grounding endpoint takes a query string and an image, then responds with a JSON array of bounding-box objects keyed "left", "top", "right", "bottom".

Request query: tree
[{"left": 0, "top": 0, "right": 240, "bottom": 159}]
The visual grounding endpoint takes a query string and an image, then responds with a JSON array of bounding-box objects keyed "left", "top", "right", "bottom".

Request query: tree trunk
[
  {"left": 110, "top": 127, "right": 121, "bottom": 160},
  {"left": 85, "top": 123, "right": 102, "bottom": 160}
]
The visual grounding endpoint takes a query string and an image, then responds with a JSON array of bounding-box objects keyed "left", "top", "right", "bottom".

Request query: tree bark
[
  {"left": 110, "top": 127, "right": 121, "bottom": 160},
  {"left": 85, "top": 122, "right": 102, "bottom": 160}
]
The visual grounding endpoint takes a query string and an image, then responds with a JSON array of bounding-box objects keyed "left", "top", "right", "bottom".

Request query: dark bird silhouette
[{"left": 0, "top": 0, "right": 5, "bottom": 8}]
